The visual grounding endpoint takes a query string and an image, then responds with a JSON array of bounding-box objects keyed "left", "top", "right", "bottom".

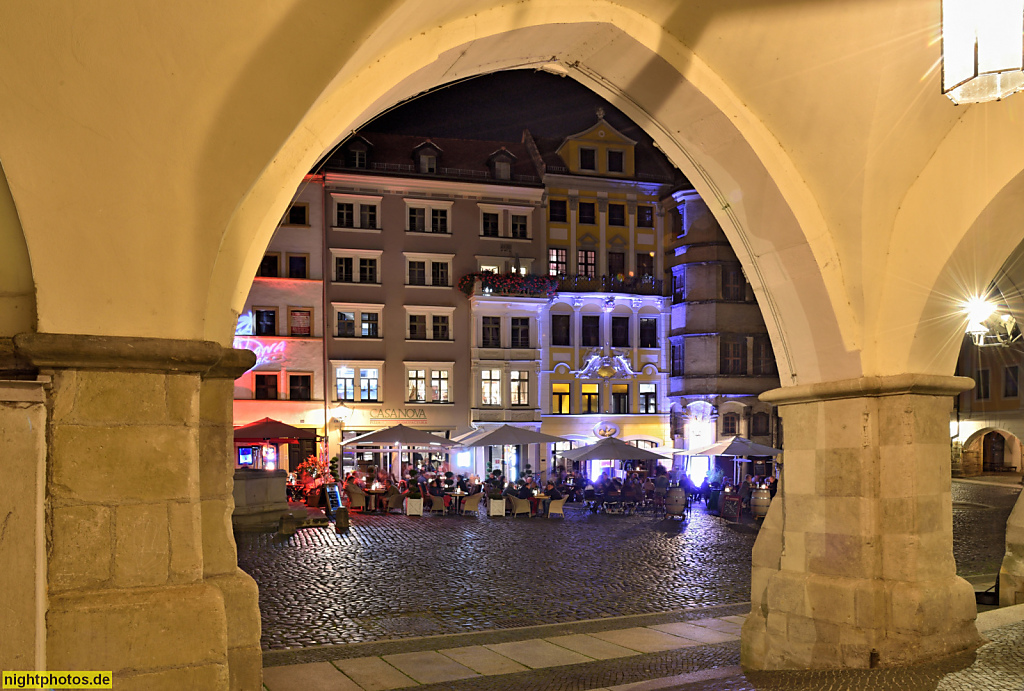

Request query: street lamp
[
  {"left": 942, "top": 0, "right": 1024, "bottom": 104},
  {"left": 962, "top": 297, "right": 1020, "bottom": 347}
]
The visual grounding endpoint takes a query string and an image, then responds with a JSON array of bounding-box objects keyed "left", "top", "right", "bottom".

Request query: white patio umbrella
[
  {"left": 560, "top": 436, "right": 670, "bottom": 462},
  {"left": 342, "top": 424, "right": 458, "bottom": 479},
  {"left": 454, "top": 425, "right": 568, "bottom": 480},
  {"left": 454, "top": 424, "right": 568, "bottom": 446},
  {"left": 685, "top": 436, "right": 782, "bottom": 457}
]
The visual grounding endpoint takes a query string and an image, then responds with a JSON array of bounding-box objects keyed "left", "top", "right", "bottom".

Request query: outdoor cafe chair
[
  {"left": 460, "top": 492, "right": 483, "bottom": 515},
  {"left": 386, "top": 492, "right": 406, "bottom": 514},
  {"left": 345, "top": 488, "right": 367, "bottom": 513},
  {"left": 428, "top": 494, "right": 447, "bottom": 515},
  {"left": 547, "top": 497, "right": 567, "bottom": 518},
  {"left": 509, "top": 496, "right": 532, "bottom": 517}
]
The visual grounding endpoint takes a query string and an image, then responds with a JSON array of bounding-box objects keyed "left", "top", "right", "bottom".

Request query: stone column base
[
  {"left": 742, "top": 374, "right": 983, "bottom": 670},
  {"left": 1000, "top": 488, "right": 1024, "bottom": 606},
  {"left": 206, "top": 571, "right": 262, "bottom": 691}
]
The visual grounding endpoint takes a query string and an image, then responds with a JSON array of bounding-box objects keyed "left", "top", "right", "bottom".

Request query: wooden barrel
[
  {"left": 751, "top": 488, "right": 772, "bottom": 518},
  {"left": 665, "top": 487, "right": 688, "bottom": 516}
]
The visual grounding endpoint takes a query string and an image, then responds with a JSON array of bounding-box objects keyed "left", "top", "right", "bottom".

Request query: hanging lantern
[{"left": 943, "top": 0, "right": 1024, "bottom": 104}]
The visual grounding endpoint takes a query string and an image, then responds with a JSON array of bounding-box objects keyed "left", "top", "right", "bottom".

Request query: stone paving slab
[
  {"left": 438, "top": 645, "right": 530, "bottom": 675},
  {"left": 262, "top": 661, "right": 362, "bottom": 691},
  {"left": 546, "top": 633, "right": 641, "bottom": 660},
  {"left": 591, "top": 627, "right": 702, "bottom": 653},
  {"left": 485, "top": 638, "right": 593, "bottom": 668},
  {"left": 686, "top": 618, "right": 742, "bottom": 635},
  {"left": 333, "top": 656, "right": 416, "bottom": 690},
  {"left": 649, "top": 622, "right": 738, "bottom": 644},
  {"left": 381, "top": 650, "right": 479, "bottom": 684}
]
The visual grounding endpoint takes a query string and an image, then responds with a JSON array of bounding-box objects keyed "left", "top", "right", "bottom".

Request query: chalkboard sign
[
  {"left": 721, "top": 496, "right": 742, "bottom": 521},
  {"left": 326, "top": 484, "right": 343, "bottom": 513}
]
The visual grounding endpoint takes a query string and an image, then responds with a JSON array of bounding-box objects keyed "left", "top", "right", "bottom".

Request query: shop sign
[
  {"left": 369, "top": 408, "right": 427, "bottom": 421},
  {"left": 233, "top": 337, "right": 287, "bottom": 368}
]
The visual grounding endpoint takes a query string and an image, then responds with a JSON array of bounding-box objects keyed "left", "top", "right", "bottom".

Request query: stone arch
[
  {"left": 892, "top": 97, "right": 1024, "bottom": 379},
  {"left": 962, "top": 427, "right": 1023, "bottom": 474},
  {"left": 205, "top": 2, "right": 852, "bottom": 387},
  {"left": 0, "top": 161, "right": 35, "bottom": 337}
]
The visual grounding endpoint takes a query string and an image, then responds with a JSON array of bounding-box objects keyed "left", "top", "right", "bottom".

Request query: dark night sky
[{"left": 365, "top": 69, "right": 658, "bottom": 149}]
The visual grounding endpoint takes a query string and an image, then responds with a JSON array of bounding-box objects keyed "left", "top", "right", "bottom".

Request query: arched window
[{"left": 722, "top": 412, "right": 739, "bottom": 436}]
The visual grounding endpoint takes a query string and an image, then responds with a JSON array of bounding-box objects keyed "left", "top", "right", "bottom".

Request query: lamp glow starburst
[{"left": 943, "top": 0, "right": 1024, "bottom": 104}]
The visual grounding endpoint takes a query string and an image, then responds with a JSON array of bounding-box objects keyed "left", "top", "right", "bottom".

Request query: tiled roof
[{"left": 320, "top": 132, "right": 542, "bottom": 185}]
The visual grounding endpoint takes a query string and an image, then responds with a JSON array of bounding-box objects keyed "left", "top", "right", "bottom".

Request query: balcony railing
[
  {"left": 458, "top": 273, "right": 558, "bottom": 298},
  {"left": 554, "top": 274, "right": 665, "bottom": 296}
]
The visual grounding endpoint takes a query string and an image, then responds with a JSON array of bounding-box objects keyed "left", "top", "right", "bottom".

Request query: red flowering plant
[
  {"left": 457, "top": 272, "right": 558, "bottom": 297},
  {"left": 295, "top": 443, "right": 334, "bottom": 486}
]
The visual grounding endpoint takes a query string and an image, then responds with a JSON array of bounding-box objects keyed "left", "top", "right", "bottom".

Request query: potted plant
[
  {"left": 405, "top": 482, "right": 423, "bottom": 516},
  {"left": 487, "top": 487, "right": 506, "bottom": 517}
]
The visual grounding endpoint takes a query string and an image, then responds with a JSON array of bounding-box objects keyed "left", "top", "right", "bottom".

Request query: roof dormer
[
  {"left": 487, "top": 147, "right": 517, "bottom": 181},
  {"left": 556, "top": 109, "right": 637, "bottom": 177},
  {"left": 412, "top": 140, "right": 442, "bottom": 174}
]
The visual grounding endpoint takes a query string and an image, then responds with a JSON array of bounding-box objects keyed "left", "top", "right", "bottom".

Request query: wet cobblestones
[
  {"left": 952, "top": 481, "right": 1020, "bottom": 577},
  {"left": 238, "top": 480, "right": 1021, "bottom": 652},
  {"left": 238, "top": 504, "right": 757, "bottom": 650}
]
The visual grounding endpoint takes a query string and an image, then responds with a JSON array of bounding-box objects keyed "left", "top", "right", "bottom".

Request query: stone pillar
[
  {"left": 0, "top": 376, "right": 47, "bottom": 673},
  {"left": 742, "top": 374, "right": 981, "bottom": 670},
  {"left": 202, "top": 349, "right": 262, "bottom": 690},
  {"left": 999, "top": 490, "right": 1024, "bottom": 606},
  {"left": 13, "top": 333, "right": 238, "bottom": 689}
]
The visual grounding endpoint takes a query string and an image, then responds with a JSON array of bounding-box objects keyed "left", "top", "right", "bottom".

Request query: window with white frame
[
  {"left": 407, "top": 369, "right": 426, "bottom": 402},
  {"left": 333, "top": 303, "right": 383, "bottom": 339},
  {"left": 431, "top": 370, "right": 450, "bottom": 402},
  {"left": 510, "top": 370, "right": 530, "bottom": 406},
  {"left": 481, "top": 369, "right": 501, "bottom": 406},
  {"left": 330, "top": 193, "right": 381, "bottom": 231},
  {"left": 404, "top": 253, "right": 453, "bottom": 287},
  {"left": 333, "top": 362, "right": 383, "bottom": 403},
  {"left": 478, "top": 204, "right": 533, "bottom": 240},
  {"left": 405, "top": 199, "right": 453, "bottom": 234},
  {"left": 336, "top": 366, "right": 356, "bottom": 401},
  {"left": 332, "top": 249, "right": 382, "bottom": 284},
  {"left": 511, "top": 318, "right": 530, "bottom": 348},
  {"left": 406, "top": 362, "right": 453, "bottom": 403},
  {"left": 476, "top": 256, "right": 534, "bottom": 276},
  {"left": 405, "top": 306, "right": 456, "bottom": 341},
  {"left": 639, "top": 383, "right": 657, "bottom": 413}
]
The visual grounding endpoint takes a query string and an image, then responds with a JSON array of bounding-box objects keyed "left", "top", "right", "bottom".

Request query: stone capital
[
  {"left": 206, "top": 349, "right": 257, "bottom": 380},
  {"left": 759, "top": 373, "right": 974, "bottom": 406},
  {"left": 12, "top": 333, "right": 226, "bottom": 374}
]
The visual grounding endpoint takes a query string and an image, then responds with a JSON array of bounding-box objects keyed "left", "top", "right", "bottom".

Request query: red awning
[{"left": 233, "top": 417, "right": 318, "bottom": 443}]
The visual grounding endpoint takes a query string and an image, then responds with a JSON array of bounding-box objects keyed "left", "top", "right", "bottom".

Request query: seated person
[
  {"left": 542, "top": 481, "right": 562, "bottom": 515},
  {"left": 516, "top": 482, "right": 534, "bottom": 500},
  {"left": 456, "top": 474, "right": 469, "bottom": 493}
]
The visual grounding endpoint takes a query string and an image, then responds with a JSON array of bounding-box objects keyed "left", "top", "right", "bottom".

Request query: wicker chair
[
  {"left": 428, "top": 494, "right": 447, "bottom": 515},
  {"left": 509, "top": 496, "right": 532, "bottom": 517},
  {"left": 547, "top": 496, "right": 568, "bottom": 518},
  {"left": 386, "top": 491, "right": 407, "bottom": 514},
  {"left": 460, "top": 492, "right": 483, "bottom": 515},
  {"left": 345, "top": 487, "right": 367, "bottom": 513}
]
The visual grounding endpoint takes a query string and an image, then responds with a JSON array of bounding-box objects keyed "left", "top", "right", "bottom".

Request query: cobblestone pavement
[
  {"left": 952, "top": 480, "right": 1020, "bottom": 577},
  {"left": 238, "top": 479, "right": 1021, "bottom": 652},
  {"left": 238, "top": 503, "right": 758, "bottom": 650},
  {"left": 644, "top": 621, "right": 1024, "bottom": 691}
]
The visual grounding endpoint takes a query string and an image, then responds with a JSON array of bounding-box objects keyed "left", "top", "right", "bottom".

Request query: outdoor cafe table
[
  {"left": 528, "top": 494, "right": 548, "bottom": 516},
  {"left": 446, "top": 490, "right": 468, "bottom": 514},
  {"left": 365, "top": 487, "right": 387, "bottom": 513}
]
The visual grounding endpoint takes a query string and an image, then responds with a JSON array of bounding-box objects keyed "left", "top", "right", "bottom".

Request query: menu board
[
  {"left": 326, "top": 484, "right": 343, "bottom": 513},
  {"left": 721, "top": 496, "right": 741, "bottom": 521}
]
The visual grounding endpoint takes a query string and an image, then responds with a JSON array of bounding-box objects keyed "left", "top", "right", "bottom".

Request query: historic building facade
[
  {"left": 232, "top": 177, "right": 326, "bottom": 471},
  {"left": 667, "top": 189, "right": 782, "bottom": 479}
]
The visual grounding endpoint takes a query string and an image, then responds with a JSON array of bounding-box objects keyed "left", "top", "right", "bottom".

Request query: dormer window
[
  {"left": 419, "top": 153, "right": 436, "bottom": 174},
  {"left": 608, "top": 150, "right": 624, "bottom": 173},
  {"left": 344, "top": 138, "right": 370, "bottom": 169},
  {"left": 495, "top": 160, "right": 511, "bottom": 180},
  {"left": 579, "top": 147, "right": 597, "bottom": 171}
]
